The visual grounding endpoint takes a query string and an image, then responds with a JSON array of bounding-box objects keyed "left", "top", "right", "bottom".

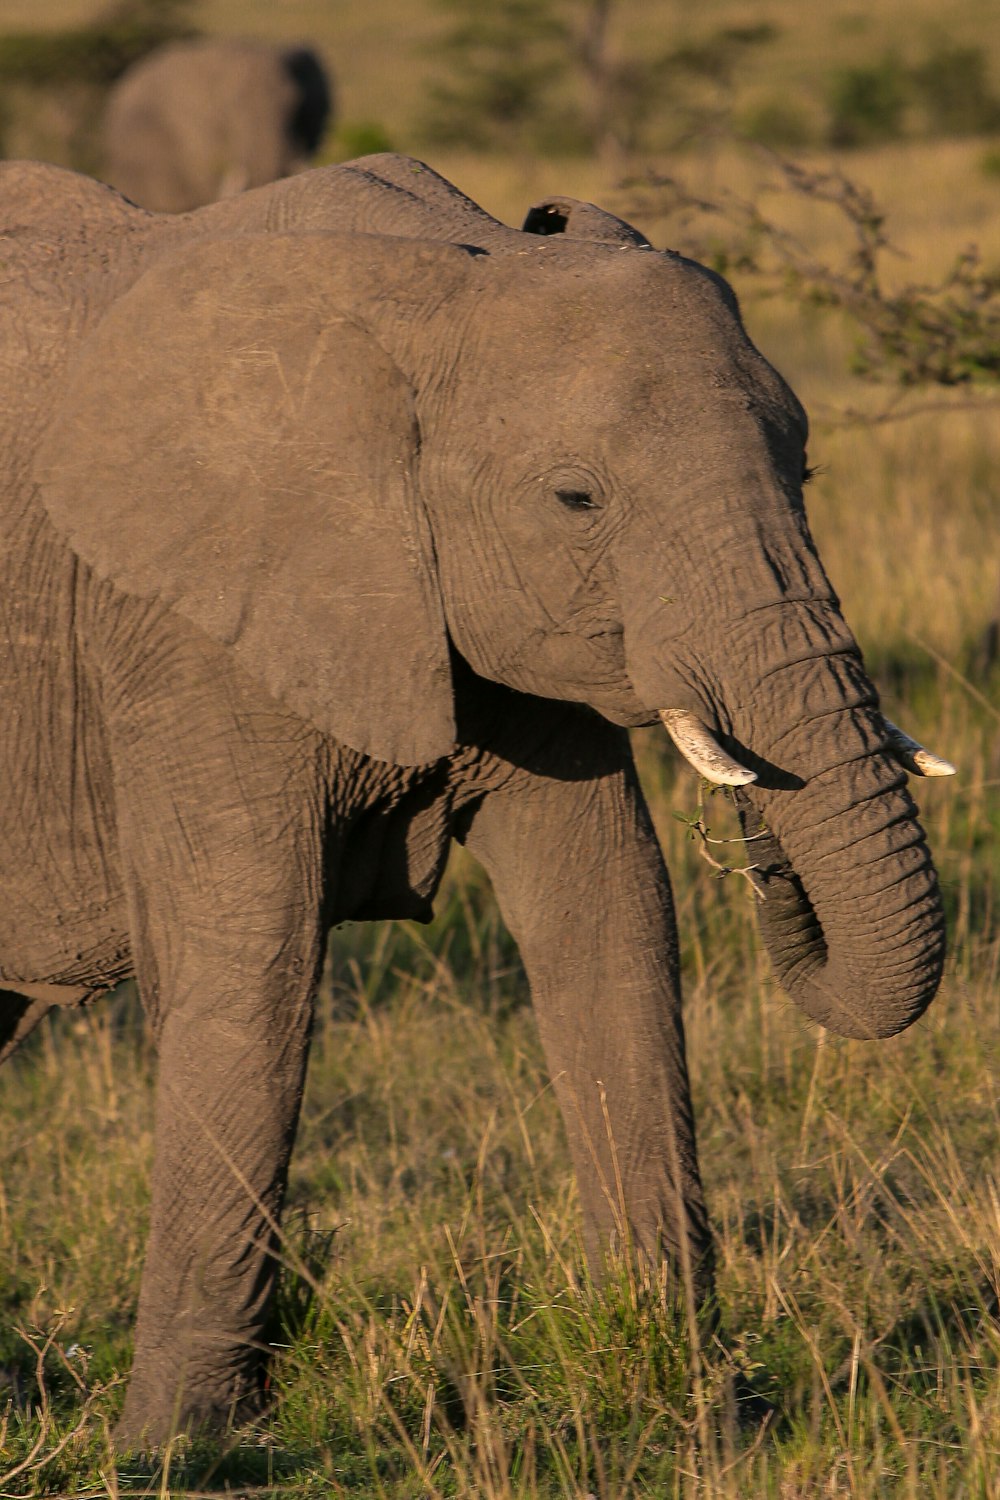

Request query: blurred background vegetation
[
  {"left": 1, "top": 0, "right": 999, "bottom": 1495},
  {"left": 4, "top": 0, "right": 1000, "bottom": 162}
]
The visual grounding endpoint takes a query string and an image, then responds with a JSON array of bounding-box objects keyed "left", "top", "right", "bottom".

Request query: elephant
[
  {"left": 100, "top": 38, "right": 332, "bottom": 212},
  {"left": 0, "top": 152, "right": 953, "bottom": 1445}
]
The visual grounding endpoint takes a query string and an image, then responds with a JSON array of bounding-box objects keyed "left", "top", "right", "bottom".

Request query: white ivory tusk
[
  {"left": 658, "top": 709, "right": 758, "bottom": 787},
  {"left": 883, "top": 719, "right": 956, "bottom": 777}
]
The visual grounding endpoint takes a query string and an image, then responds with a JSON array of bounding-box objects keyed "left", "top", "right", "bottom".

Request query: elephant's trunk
[
  {"left": 631, "top": 584, "right": 947, "bottom": 1039},
  {"left": 733, "top": 767, "right": 944, "bottom": 1040},
  {"left": 726, "top": 601, "right": 945, "bottom": 1038}
]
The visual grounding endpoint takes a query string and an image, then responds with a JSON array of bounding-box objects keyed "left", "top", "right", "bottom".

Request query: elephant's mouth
[{"left": 490, "top": 619, "right": 657, "bottom": 722}]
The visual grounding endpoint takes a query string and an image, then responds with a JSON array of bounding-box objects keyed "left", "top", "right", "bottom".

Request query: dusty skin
[{"left": 0, "top": 155, "right": 947, "bottom": 1445}]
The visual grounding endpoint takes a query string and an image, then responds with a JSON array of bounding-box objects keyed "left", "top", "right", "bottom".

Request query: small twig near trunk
[{"left": 674, "top": 795, "right": 769, "bottom": 901}]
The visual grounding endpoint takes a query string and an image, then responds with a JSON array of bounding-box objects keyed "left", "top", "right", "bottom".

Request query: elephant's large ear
[{"left": 36, "top": 232, "right": 463, "bottom": 766}]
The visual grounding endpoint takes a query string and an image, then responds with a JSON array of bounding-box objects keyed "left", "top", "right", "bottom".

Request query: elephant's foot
[{"left": 113, "top": 1364, "right": 268, "bottom": 1452}]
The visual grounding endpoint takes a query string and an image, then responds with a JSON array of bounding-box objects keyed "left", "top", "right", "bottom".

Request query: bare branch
[
  {"left": 674, "top": 798, "right": 768, "bottom": 900},
  {"left": 621, "top": 147, "right": 1000, "bottom": 391}
]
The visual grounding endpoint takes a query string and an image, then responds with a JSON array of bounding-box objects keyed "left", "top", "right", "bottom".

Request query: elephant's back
[
  {"left": 0, "top": 161, "right": 145, "bottom": 242},
  {"left": 195, "top": 154, "right": 522, "bottom": 248},
  {"left": 0, "top": 163, "right": 149, "bottom": 356}
]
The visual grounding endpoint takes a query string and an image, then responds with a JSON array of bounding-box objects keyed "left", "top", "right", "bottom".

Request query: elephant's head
[
  {"left": 37, "top": 164, "right": 952, "bottom": 1041},
  {"left": 408, "top": 218, "right": 952, "bottom": 1045}
]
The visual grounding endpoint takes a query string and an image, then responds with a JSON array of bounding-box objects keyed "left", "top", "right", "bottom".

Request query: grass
[
  {"left": 2, "top": 754, "right": 998, "bottom": 1493},
  {"left": 2, "top": 2, "right": 1000, "bottom": 1493},
  {"left": 1, "top": 695, "right": 997, "bottom": 1494}
]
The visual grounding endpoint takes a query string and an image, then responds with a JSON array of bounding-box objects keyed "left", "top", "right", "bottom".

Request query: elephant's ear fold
[{"left": 36, "top": 234, "right": 456, "bottom": 766}]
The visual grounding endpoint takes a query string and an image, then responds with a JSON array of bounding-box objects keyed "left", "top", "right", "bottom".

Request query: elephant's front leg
[
  {"left": 107, "top": 674, "right": 329, "bottom": 1446},
  {"left": 461, "top": 717, "right": 714, "bottom": 1304},
  {"left": 117, "top": 950, "right": 319, "bottom": 1446}
]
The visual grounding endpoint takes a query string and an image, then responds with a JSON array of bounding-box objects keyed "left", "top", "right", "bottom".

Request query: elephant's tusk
[
  {"left": 658, "top": 709, "right": 758, "bottom": 786},
  {"left": 883, "top": 719, "right": 956, "bottom": 777}
]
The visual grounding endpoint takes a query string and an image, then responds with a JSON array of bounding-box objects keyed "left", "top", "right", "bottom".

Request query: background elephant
[
  {"left": 0, "top": 153, "right": 950, "bottom": 1445},
  {"left": 100, "top": 37, "right": 333, "bottom": 212}
]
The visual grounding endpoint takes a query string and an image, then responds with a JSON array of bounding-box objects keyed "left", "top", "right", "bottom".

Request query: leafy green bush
[
  {"left": 740, "top": 95, "right": 815, "bottom": 148},
  {"left": 665, "top": 23, "right": 778, "bottom": 88},
  {"left": 979, "top": 144, "right": 1000, "bottom": 177},
  {"left": 824, "top": 44, "right": 1000, "bottom": 149},
  {"left": 333, "top": 120, "right": 395, "bottom": 160},
  {"left": 910, "top": 44, "right": 1000, "bottom": 137},
  {"left": 418, "top": 2, "right": 782, "bottom": 156},
  {"left": 0, "top": 0, "right": 200, "bottom": 170},
  {"left": 828, "top": 55, "right": 908, "bottom": 146},
  {"left": 0, "top": 0, "right": 198, "bottom": 87},
  {"left": 420, "top": 0, "right": 571, "bottom": 151}
]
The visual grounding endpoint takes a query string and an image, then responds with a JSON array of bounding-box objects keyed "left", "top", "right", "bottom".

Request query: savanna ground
[{"left": 1, "top": 0, "right": 1000, "bottom": 1494}]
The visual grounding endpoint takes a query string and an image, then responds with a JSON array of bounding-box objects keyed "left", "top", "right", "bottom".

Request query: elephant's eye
[
  {"left": 556, "top": 489, "right": 599, "bottom": 511},
  {"left": 802, "top": 460, "right": 817, "bottom": 485}
]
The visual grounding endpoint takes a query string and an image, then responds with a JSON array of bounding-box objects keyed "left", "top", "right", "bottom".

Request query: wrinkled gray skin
[
  {"left": 101, "top": 38, "right": 332, "bottom": 212},
  {"left": 0, "top": 154, "right": 945, "bottom": 1444}
]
